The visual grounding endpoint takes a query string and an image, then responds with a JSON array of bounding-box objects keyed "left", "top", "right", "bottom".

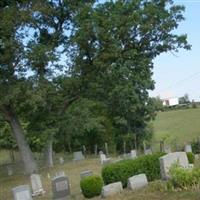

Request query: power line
[{"left": 157, "top": 71, "right": 200, "bottom": 94}]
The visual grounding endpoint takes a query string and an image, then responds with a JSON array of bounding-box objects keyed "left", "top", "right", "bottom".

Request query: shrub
[
  {"left": 169, "top": 166, "right": 200, "bottom": 190},
  {"left": 186, "top": 152, "right": 195, "bottom": 164},
  {"left": 80, "top": 175, "right": 103, "bottom": 198},
  {"left": 191, "top": 140, "right": 200, "bottom": 154},
  {"left": 102, "top": 152, "right": 165, "bottom": 187}
]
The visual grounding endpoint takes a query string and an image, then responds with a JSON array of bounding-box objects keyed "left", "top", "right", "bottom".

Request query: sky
[{"left": 150, "top": 0, "right": 200, "bottom": 101}]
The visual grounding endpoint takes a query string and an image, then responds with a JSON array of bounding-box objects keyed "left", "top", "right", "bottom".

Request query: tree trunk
[
  {"left": 3, "top": 105, "right": 37, "bottom": 174},
  {"left": 44, "top": 139, "right": 53, "bottom": 168}
]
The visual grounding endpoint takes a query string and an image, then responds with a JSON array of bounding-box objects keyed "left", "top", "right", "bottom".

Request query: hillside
[{"left": 153, "top": 108, "right": 200, "bottom": 149}]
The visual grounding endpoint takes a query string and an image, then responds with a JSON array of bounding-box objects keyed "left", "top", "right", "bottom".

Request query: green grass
[{"left": 153, "top": 108, "right": 200, "bottom": 149}]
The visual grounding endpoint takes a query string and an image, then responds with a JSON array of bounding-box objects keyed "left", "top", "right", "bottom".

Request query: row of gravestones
[{"left": 12, "top": 170, "right": 93, "bottom": 200}]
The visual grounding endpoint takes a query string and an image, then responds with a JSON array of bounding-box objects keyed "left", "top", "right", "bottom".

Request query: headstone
[
  {"left": 73, "top": 151, "right": 85, "bottom": 161},
  {"left": 52, "top": 175, "right": 70, "bottom": 200},
  {"left": 159, "top": 152, "right": 190, "bottom": 180},
  {"left": 130, "top": 150, "right": 137, "bottom": 159},
  {"left": 47, "top": 173, "right": 51, "bottom": 179},
  {"left": 55, "top": 171, "right": 65, "bottom": 177},
  {"left": 12, "top": 185, "right": 32, "bottom": 200},
  {"left": 128, "top": 174, "right": 148, "bottom": 191},
  {"left": 59, "top": 157, "right": 64, "bottom": 165},
  {"left": 30, "top": 174, "right": 45, "bottom": 196},
  {"left": 83, "top": 145, "right": 86, "bottom": 155},
  {"left": 100, "top": 153, "right": 111, "bottom": 165},
  {"left": 99, "top": 150, "right": 103, "bottom": 155},
  {"left": 144, "top": 149, "right": 152, "bottom": 155},
  {"left": 101, "top": 182, "right": 123, "bottom": 198},
  {"left": 164, "top": 146, "right": 171, "bottom": 153},
  {"left": 184, "top": 144, "right": 192, "bottom": 153},
  {"left": 80, "top": 170, "right": 93, "bottom": 179},
  {"left": 7, "top": 165, "right": 13, "bottom": 176}
]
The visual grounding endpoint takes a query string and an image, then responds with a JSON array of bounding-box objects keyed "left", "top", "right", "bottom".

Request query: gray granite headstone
[
  {"left": 12, "top": 185, "right": 32, "bottom": 200},
  {"left": 73, "top": 151, "right": 85, "bottom": 161},
  {"left": 159, "top": 152, "right": 190, "bottom": 180},
  {"left": 128, "top": 174, "right": 148, "bottom": 190},
  {"left": 80, "top": 170, "right": 93, "bottom": 179},
  {"left": 100, "top": 153, "right": 111, "bottom": 165},
  {"left": 52, "top": 175, "right": 70, "bottom": 200},
  {"left": 101, "top": 182, "right": 123, "bottom": 198},
  {"left": 30, "top": 174, "right": 45, "bottom": 196}
]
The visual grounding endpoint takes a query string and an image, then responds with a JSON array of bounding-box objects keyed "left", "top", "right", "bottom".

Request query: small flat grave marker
[
  {"left": 80, "top": 170, "right": 93, "bottom": 179},
  {"left": 52, "top": 175, "right": 70, "bottom": 200},
  {"left": 12, "top": 185, "right": 32, "bottom": 200},
  {"left": 101, "top": 182, "right": 123, "bottom": 198}
]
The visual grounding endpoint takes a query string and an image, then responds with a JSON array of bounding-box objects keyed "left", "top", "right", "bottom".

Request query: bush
[
  {"left": 186, "top": 152, "right": 195, "bottom": 164},
  {"left": 191, "top": 140, "right": 200, "bottom": 154},
  {"left": 102, "top": 152, "right": 165, "bottom": 187},
  {"left": 80, "top": 175, "right": 103, "bottom": 198},
  {"left": 169, "top": 166, "right": 200, "bottom": 190}
]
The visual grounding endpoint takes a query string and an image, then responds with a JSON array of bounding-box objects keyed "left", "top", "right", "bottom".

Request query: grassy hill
[{"left": 153, "top": 108, "right": 200, "bottom": 149}]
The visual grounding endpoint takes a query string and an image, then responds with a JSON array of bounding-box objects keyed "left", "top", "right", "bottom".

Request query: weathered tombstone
[
  {"left": 83, "top": 145, "right": 86, "bottom": 155},
  {"left": 99, "top": 150, "right": 103, "bottom": 155},
  {"left": 100, "top": 153, "right": 111, "bottom": 165},
  {"left": 73, "top": 151, "right": 85, "bottom": 161},
  {"left": 80, "top": 170, "right": 93, "bottom": 179},
  {"left": 159, "top": 152, "right": 190, "bottom": 180},
  {"left": 7, "top": 165, "right": 13, "bottom": 176},
  {"left": 12, "top": 185, "right": 32, "bottom": 200},
  {"left": 52, "top": 176, "right": 70, "bottom": 200},
  {"left": 144, "top": 149, "right": 152, "bottom": 155},
  {"left": 47, "top": 173, "right": 51, "bottom": 179},
  {"left": 59, "top": 157, "right": 64, "bottom": 165},
  {"left": 164, "top": 146, "right": 171, "bottom": 153},
  {"left": 101, "top": 182, "right": 123, "bottom": 198},
  {"left": 130, "top": 150, "right": 137, "bottom": 159},
  {"left": 55, "top": 171, "right": 65, "bottom": 177},
  {"left": 30, "top": 174, "right": 45, "bottom": 196},
  {"left": 128, "top": 174, "right": 148, "bottom": 191},
  {"left": 184, "top": 144, "right": 192, "bottom": 153}
]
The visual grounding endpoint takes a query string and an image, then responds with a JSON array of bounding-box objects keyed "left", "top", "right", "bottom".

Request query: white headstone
[
  {"left": 159, "top": 152, "right": 190, "bottom": 180},
  {"left": 101, "top": 182, "right": 123, "bottom": 198},
  {"left": 12, "top": 185, "right": 32, "bottom": 200},
  {"left": 128, "top": 174, "right": 148, "bottom": 190},
  {"left": 130, "top": 150, "right": 137, "bottom": 159},
  {"left": 30, "top": 174, "right": 45, "bottom": 196},
  {"left": 59, "top": 157, "right": 64, "bottom": 164},
  {"left": 184, "top": 144, "right": 192, "bottom": 153},
  {"left": 100, "top": 153, "right": 111, "bottom": 165},
  {"left": 164, "top": 146, "right": 171, "bottom": 153}
]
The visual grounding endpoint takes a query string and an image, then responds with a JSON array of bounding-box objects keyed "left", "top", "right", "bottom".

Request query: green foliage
[
  {"left": 80, "top": 175, "right": 103, "bottom": 198},
  {"left": 102, "top": 152, "right": 165, "bottom": 187},
  {"left": 170, "top": 166, "right": 200, "bottom": 190},
  {"left": 191, "top": 140, "right": 200, "bottom": 154},
  {"left": 186, "top": 152, "right": 195, "bottom": 164}
]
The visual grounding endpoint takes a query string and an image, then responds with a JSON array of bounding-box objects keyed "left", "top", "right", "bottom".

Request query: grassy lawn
[
  {"left": 0, "top": 156, "right": 200, "bottom": 200},
  {"left": 153, "top": 108, "right": 200, "bottom": 149}
]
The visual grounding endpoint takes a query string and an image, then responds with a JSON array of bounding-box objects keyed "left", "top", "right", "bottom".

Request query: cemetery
[{"left": 0, "top": 0, "right": 200, "bottom": 200}]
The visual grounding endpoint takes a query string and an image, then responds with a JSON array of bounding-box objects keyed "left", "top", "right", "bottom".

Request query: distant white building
[{"left": 162, "top": 97, "right": 179, "bottom": 106}]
